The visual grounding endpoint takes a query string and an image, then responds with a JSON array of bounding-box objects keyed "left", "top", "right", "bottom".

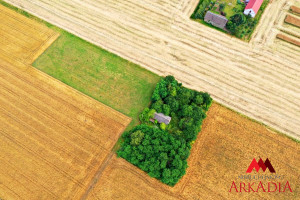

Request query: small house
[
  {"left": 244, "top": 0, "right": 263, "bottom": 18},
  {"left": 204, "top": 11, "right": 228, "bottom": 29},
  {"left": 153, "top": 113, "right": 171, "bottom": 125}
]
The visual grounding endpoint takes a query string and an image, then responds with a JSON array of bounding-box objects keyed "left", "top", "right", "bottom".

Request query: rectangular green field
[{"left": 33, "top": 32, "right": 160, "bottom": 128}]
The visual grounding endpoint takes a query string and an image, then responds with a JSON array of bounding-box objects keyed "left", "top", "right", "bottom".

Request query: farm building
[
  {"left": 154, "top": 113, "right": 171, "bottom": 125},
  {"left": 204, "top": 11, "right": 228, "bottom": 29},
  {"left": 244, "top": 0, "right": 264, "bottom": 17}
]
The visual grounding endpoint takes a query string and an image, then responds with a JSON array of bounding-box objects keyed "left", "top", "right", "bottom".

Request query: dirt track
[
  {"left": 4, "top": 0, "right": 300, "bottom": 140},
  {"left": 0, "top": 5, "right": 131, "bottom": 199}
]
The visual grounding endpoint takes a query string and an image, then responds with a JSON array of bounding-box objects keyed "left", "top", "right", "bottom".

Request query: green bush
[{"left": 160, "top": 122, "right": 167, "bottom": 130}]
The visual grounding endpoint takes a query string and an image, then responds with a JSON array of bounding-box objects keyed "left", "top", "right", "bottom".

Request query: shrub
[
  {"left": 160, "top": 122, "right": 167, "bottom": 130},
  {"left": 219, "top": 3, "right": 225, "bottom": 11}
]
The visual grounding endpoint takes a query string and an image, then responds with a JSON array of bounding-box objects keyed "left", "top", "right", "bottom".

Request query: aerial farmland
[
  {"left": 4, "top": 0, "right": 300, "bottom": 140},
  {"left": 0, "top": 0, "right": 299, "bottom": 199},
  {"left": 0, "top": 4, "right": 131, "bottom": 199}
]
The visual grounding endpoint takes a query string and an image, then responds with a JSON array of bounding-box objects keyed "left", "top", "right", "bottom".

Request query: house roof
[
  {"left": 204, "top": 11, "right": 228, "bottom": 29},
  {"left": 245, "top": 0, "right": 263, "bottom": 14},
  {"left": 154, "top": 113, "right": 171, "bottom": 125}
]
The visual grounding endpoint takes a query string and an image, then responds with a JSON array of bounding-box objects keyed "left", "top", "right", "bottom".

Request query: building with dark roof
[
  {"left": 204, "top": 11, "right": 228, "bottom": 29},
  {"left": 154, "top": 113, "right": 171, "bottom": 125}
]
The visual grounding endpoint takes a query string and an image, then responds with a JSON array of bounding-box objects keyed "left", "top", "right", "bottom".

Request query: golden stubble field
[
  {"left": 0, "top": 4, "right": 131, "bottom": 199},
  {"left": 4, "top": 0, "right": 300, "bottom": 140},
  {"left": 87, "top": 103, "right": 300, "bottom": 200}
]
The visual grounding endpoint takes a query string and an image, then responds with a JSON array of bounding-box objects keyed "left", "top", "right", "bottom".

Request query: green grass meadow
[{"left": 33, "top": 32, "right": 160, "bottom": 128}]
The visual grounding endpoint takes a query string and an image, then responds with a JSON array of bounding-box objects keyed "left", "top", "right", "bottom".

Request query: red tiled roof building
[{"left": 244, "top": 0, "right": 264, "bottom": 17}]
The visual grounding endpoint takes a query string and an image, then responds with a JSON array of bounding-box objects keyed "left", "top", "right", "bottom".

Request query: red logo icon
[{"left": 246, "top": 158, "right": 275, "bottom": 173}]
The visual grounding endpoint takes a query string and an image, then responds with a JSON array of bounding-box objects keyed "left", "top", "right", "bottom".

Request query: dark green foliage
[
  {"left": 191, "top": 0, "right": 213, "bottom": 20},
  {"left": 230, "top": 13, "right": 245, "bottom": 26},
  {"left": 150, "top": 76, "right": 212, "bottom": 143},
  {"left": 119, "top": 76, "right": 212, "bottom": 186},
  {"left": 118, "top": 125, "right": 190, "bottom": 186},
  {"left": 226, "top": 13, "right": 246, "bottom": 33},
  {"left": 162, "top": 104, "right": 171, "bottom": 116},
  {"left": 151, "top": 99, "right": 164, "bottom": 113},
  {"left": 219, "top": 3, "right": 225, "bottom": 11}
]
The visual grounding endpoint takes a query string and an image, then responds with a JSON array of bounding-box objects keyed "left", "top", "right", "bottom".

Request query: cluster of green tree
[
  {"left": 143, "top": 76, "right": 212, "bottom": 143},
  {"left": 117, "top": 124, "right": 191, "bottom": 186},
  {"left": 119, "top": 76, "right": 212, "bottom": 186},
  {"left": 191, "top": 0, "right": 215, "bottom": 19}
]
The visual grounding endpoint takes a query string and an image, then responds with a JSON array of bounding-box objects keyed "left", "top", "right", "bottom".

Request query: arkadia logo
[
  {"left": 229, "top": 157, "right": 293, "bottom": 193},
  {"left": 246, "top": 158, "right": 275, "bottom": 173}
]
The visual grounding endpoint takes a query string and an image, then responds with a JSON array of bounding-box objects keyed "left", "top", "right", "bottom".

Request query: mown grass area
[{"left": 0, "top": 0, "right": 160, "bottom": 129}]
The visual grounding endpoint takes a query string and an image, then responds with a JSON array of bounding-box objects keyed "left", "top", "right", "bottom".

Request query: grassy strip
[{"left": 0, "top": 0, "right": 160, "bottom": 129}]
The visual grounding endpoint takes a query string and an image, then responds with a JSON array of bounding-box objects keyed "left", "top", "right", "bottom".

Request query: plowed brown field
[
  {"left": 277, "top": 33, "right": 300, "bottom": 46},
  {"left": 285, "top": 14, "right": 300, "bottom": 27},
  {"left": 290, "top": 6, "right": 300, "bottom": 14},
  {"left": 0, "top": 4, "right": 131, "bottom": 199},
  {"left": 4, "top": 0, "right": 300, "bottom": 140},
  {"left": 86, "top": 103, "right": 300, "bottom": 200}
]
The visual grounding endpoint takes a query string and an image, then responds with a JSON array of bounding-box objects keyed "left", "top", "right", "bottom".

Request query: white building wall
[{"left": 244, "top": 8, "right": 256, "bottom": 18}]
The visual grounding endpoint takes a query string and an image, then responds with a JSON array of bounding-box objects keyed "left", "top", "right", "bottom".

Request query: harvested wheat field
[
  {"left": 5, "top": 0, "right": 300, "bottom": 140},
  {"left": 87, "top": 103, "right": 300, "bottom": 200},
  {"left": 0, "top": 5, "right": 131, "bottom": 199},
  {"left": 0, "top": 4, "right": 58, "bottom": 65}
]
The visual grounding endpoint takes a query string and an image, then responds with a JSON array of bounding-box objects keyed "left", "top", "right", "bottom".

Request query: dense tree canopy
[
  {"left": 118, "top": 125, "right": 190, "bottom": 186},
  {"left": 146, "top": 75, "right": 212, "bottom": 143},
  {"left": 118, "top": 76, "right": 213, "bottom": 186}
]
